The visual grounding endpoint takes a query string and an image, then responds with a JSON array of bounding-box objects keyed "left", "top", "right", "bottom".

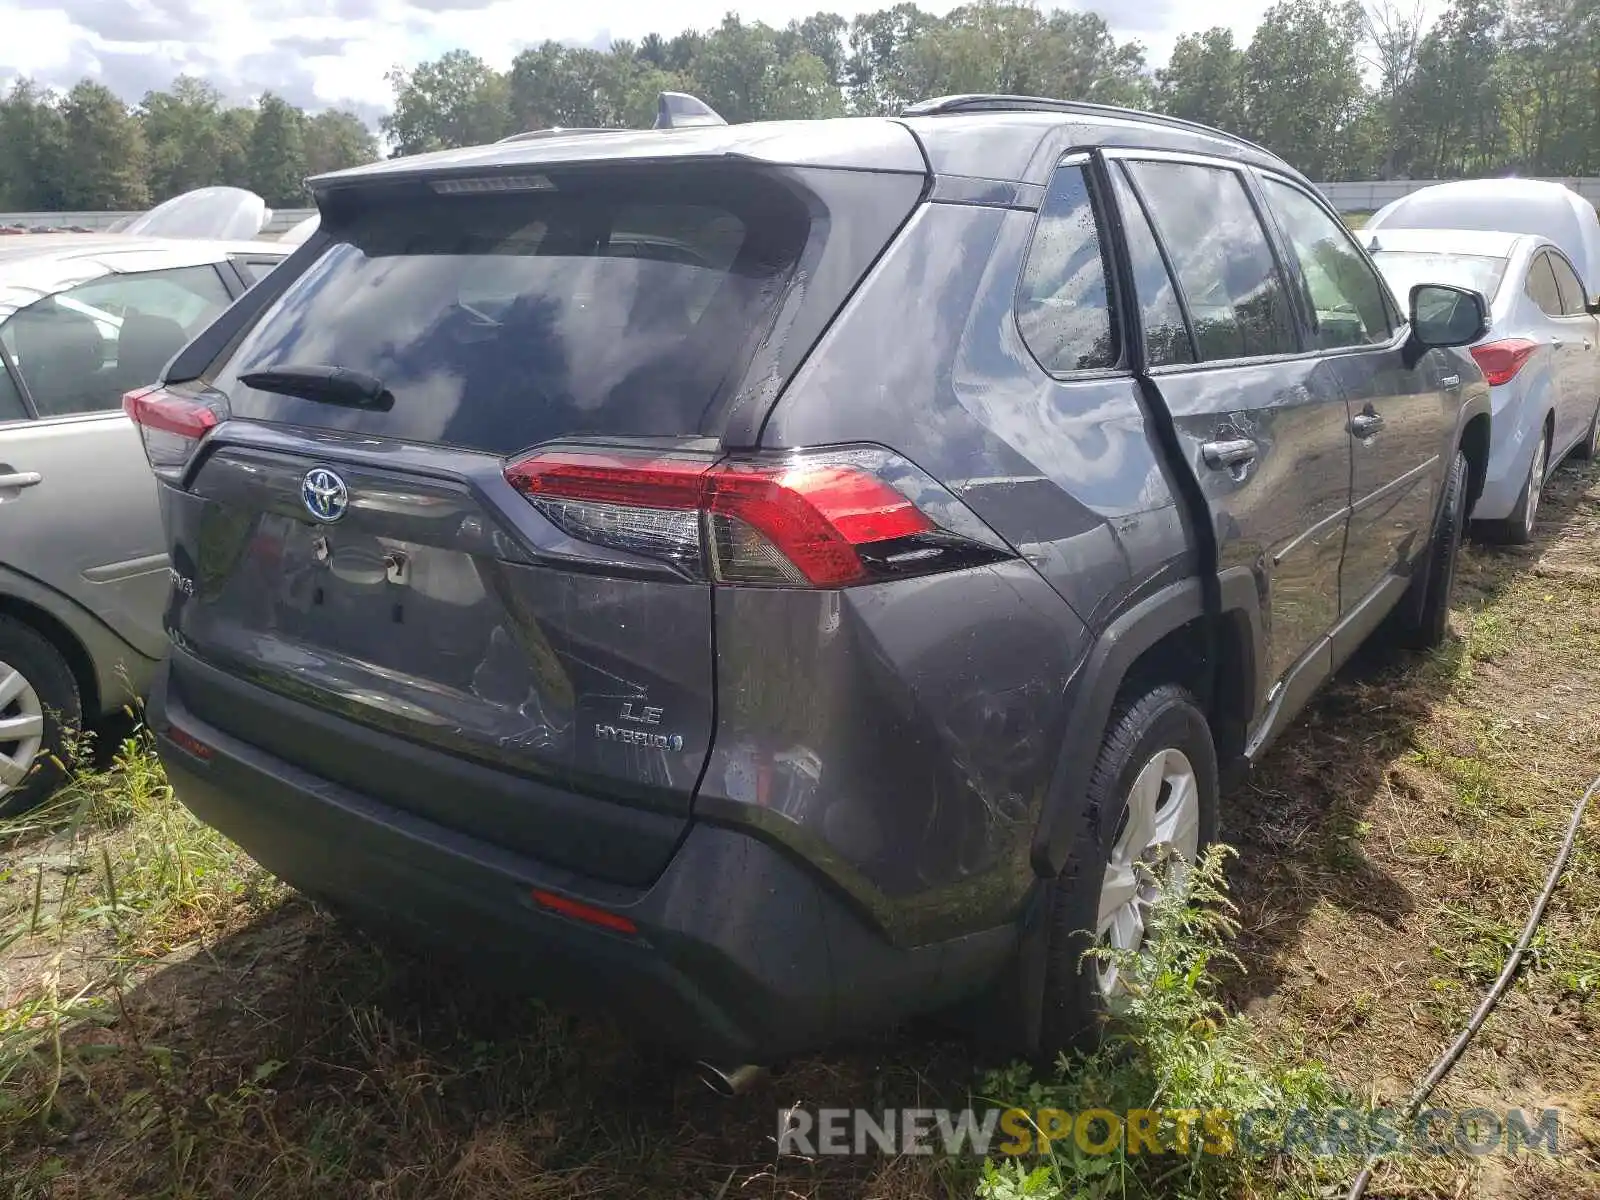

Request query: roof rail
[
  {"left": 900, "top": 94, "right": 1272, "bottom": 157},
  {"left": 495, "top": 127, "right": 612, "bottom": 144}
]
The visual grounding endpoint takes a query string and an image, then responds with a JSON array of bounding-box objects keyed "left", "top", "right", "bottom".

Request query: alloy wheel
[
  {"left": 1094, "top": 747, "right": 1201, "bottom": 1002},
  {"left": 1524, "top": 429, "right": 1548, "bottom": 540},
  {"left": 0, "top": 659, "right": 45, "bottom": 800}
]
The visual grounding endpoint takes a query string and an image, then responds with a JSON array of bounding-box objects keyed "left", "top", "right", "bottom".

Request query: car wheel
[
  {"left": 0, "top": 617, "right": 80, "bottom": 819},
  {"left": 1493, "top": 427, "right": 1548, "bottom": 546},
  {"left": 1037, "top": 683, "right": 1218, "bottom": 1055},
  {"left": 1577, "top": 400, "right": 1600, "bottom": 461},
  {"left": 1396, "top": 449, "right": 1469, "bottom": 650}
]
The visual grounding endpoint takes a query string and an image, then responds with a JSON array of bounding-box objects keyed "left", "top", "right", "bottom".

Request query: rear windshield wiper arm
[{"left": 238, "top": 365, "right": 395, "bottom": 412}]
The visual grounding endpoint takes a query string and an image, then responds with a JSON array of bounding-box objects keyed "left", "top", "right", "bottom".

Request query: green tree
[
  {"left": 1361, "top": 2, "right": 1425, "bottom": 174},
  {"left": 779, "top": 12, "right": 849, "bottom": 87},
  {"left": 1398, "top": 0, "right": 1506, "bottom": 176},
  {"left": 1156, "top": 29, "right": 1246, "bottom": 130},
  {"left": 509, "top": 43, "right": 642, "bottom": 129},
  {"left": 0, "top": 79, "right": 67, "bottom": 209},
  {"left": 215, "top": 106, "right": 257, "bottom": 190},
  {"left": 1242, "top": 0, "right": 1369, "bottom": 178},
  {"left": 247, "top": 92, "right": 309, "bottom": 206},
  {"left": 383, "top": 49, "right": 511, "bottom": 154},
  {"left": 140, "top": 76, "right": 228, "bottom": 201},
  {"left": 845, "top": 3, "right": 941, "bottom": 114},
  {"left": 303, "top": 109, "right": 378, "bottom": 177},
  {"left": 57, "top": 81, "right": 149, "bottom": 208},
  {"left": 1497, "top": 0, "right": 1598, "bottom": 173}
]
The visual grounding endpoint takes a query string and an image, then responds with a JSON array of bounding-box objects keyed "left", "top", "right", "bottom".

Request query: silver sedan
[{"left": 0, "top": 231, "right": 288, "bottom": 813}]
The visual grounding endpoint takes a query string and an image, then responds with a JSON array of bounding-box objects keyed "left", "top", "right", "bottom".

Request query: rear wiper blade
[{"left": 238, "top": 365, "right": 394, "bottom": 412}]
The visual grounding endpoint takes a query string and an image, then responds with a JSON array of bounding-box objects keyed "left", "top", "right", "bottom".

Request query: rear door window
[
  {"left": 1526, "top": 253, "right": 1564, "bottom": 317},
  {"left": 1015, "top": 163, "right": 1119, "bottom": 373},
  {"left": 1108, "top": 164, "right": 1194, "bottom": 367},
  {"left": 0, "top": 359, "right": 26, "bottom": 421},
  {"left": 216, "top": 168, "right": 813, "bottom": 456},
  {"left": 0, "top": 265, "right": 233, "bottom": 416},
  {"left": 1125, "top": 161, "right": 1299, "bottom": 361},
  {"left": 1547, "top": 252, "right": 1588, "bottom": 315}
]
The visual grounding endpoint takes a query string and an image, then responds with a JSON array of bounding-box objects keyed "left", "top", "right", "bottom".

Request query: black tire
[
  {"left": 1485, "top": 429, "right": 1547, "bottom": 546},
  {"left": 0, "top": 617, "right": 81, "bottom": 819},
  {"left": 1037, "top": 684, "right": 1218, "bottom": 1056},
  {"left": 1576, "top": 400, "right": 1600, "bottom": 461},
  {"left": 1397, "top": 450, "right": 1469, "bottom": 649}
]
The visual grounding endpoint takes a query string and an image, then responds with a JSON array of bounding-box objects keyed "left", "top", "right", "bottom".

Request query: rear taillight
[
  {"left": 123, "top": 386, "right": 228, "bottom": 482},
  {"left": 1470, "top": 339, "right": 1539, "bottom": 387},
  {"left": 505, "top": 446, "right": 1012, "bottom": 587}
]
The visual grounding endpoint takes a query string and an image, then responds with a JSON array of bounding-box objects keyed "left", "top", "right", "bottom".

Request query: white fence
[
  {"left": 5, "top": 180, "right": 1600, "bottom": 227},
  {"left": 0, "top": 208, "right": 316, "bottom": 234},
  {"left": 1310, "top": 177, "right": 1600, "bottom": 212}
]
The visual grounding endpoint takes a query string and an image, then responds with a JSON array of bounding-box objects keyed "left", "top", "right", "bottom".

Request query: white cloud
[{"left": 0, "top": 0, "right": 1281, "bottom": 120}]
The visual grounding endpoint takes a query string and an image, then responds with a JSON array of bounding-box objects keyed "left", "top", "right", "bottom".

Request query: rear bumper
[
  {"left": 148, "top": 658, "right": 1013, "bottom": 1061},
  {"left": 1470, "top": 383, "right": 1541, "bottom": 522}
]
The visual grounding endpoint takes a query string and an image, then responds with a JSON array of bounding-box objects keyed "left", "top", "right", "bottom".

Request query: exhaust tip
[{"left": 694, "top": 1060, "right": 768, "bottom": 1097}]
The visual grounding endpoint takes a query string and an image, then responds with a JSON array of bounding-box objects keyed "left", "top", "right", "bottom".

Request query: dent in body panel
[
  {"left": 761, "top": 201, "right": 1189, "bottom": 623},
  {"left": 166, "top": 448, "right": 716, "bottom": 816},
  {"left": 1149, "top": 359, "right": 1353, "bottom": 686},
  {"left": 1330, "top": 346, "right": 1453, "bottom": 607},
  {"left": 698, "top": 560, "right": 1088, "bottom": 945}
]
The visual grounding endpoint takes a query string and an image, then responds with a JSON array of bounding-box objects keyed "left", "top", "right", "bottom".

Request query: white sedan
[{"left": 1363, "top": 224, "right": 1600, "bottom": 542}]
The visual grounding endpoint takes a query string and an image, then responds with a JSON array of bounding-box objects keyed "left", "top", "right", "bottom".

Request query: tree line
[
  {"left": 0, "top": 78, "right": 376, "bottom": 211},
  {"left": 383, "top": 0, "right": 1600, "bottom": 183},
  {"left": 2, "top": 0, "right": 1597, "bottom": 212}
]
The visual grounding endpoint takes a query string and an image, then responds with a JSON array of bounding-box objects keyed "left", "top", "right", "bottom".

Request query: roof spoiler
[{"left": 653, "top": 92, "right": 726, "bottom": 130}]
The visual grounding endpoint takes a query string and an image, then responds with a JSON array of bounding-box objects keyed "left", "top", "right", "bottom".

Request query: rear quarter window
[
  {"left": 216, "top": 168, "right": 813, "bottom": 456},
  {"left": 1015, "top": 163, "right": 1119, "bottom": 373}
]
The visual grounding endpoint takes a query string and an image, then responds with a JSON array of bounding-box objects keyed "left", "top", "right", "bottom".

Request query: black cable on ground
[{"left": 1345, "top": 771, "right": 1600, "bottom": 1200}]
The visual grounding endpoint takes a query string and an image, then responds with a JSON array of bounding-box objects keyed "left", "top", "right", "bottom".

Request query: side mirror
[
  {"left": 1587, "top": 300, "right": 1600, "bottom": 316},
  {"left": 1410, "top": 283, "right": 1489, "bottom": 349}
]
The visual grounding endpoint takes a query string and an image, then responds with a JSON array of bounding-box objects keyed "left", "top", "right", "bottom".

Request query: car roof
[
  {"left": 311, "top": 107, "right": 1296, "bottom": 195},
  {"left": 1367, "top": 179, "right": 1600, "bottom": 290},
  {"left": 0, "top": 235, "right": 288, "bottom": 325},
  {"left": 1361, "top": 228, "right": 1532, "bottom": 258}
]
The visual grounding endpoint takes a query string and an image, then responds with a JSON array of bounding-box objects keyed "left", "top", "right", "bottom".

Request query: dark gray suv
[{"left": 129, "top": 94, "right": 1491, "bottom": 1065}]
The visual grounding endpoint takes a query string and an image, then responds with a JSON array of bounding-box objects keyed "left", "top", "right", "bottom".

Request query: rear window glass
[
  {"left": 1370, "top": 252, "right": 1508, "bottom": 308},
  {"left": 217, "top": 169, "right": 811, "bottom": 455}
]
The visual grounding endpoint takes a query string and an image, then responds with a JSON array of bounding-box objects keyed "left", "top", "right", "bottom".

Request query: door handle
[
  {"left": 0, "top": 471, "right": 42, "bottom": 489},
  {"left": 1551, "top": 337, "right": 1564, "bottom": 348},
  {"left": 1351, "top": 412, "right": 1385, "bottom": 438},
  {"left": 1201, "top": 438, "right": 1259, "bottom": 469}
]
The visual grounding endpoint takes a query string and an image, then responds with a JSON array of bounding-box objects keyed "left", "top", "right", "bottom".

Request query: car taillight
[
  {"left": 1470, "top": 339, "right": 1539, "bottom": 387},
  {"left": 123, "top": 386, "right": 228, "bottom": 482},
  {"left": 504, "top": 446, "right": 1012, "bottom": 587}
]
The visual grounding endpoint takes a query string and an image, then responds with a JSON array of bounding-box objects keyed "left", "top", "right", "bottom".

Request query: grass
[{"left": 1, "top": 458, "right": 1597, "bottom": 1199}]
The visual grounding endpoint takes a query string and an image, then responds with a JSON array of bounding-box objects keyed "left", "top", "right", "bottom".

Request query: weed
[
  {"left": 976, "top": 849, "right": 1347, "bottom": 1200},
  {"left": 0, "top": 719, "right": 263, "bottom": 1127}
]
